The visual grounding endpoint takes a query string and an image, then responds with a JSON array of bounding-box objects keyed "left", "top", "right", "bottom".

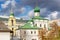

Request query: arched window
[
  {"left": 32, "top": 39, "right": 36, "bottom": 40},
  {"left": 11, "top": 20, "right": 13, "bottom": 26},
  {"left": 31, "top": 31, "right": 33, "bottom": 34},
  {"left": 44, "top": 24, "right": 46, "bottom": 28},
  {"left": 35, "top": 24, "right": 37, "bottom": 26},
  {"left": 34, "top": 31, "right": 36, "bottom": 34},
  {"left": 40, "top": 24, "right": 41, "bottom": 27},
  {"left": 24, "top": 31, "right": 26, "bottom": 34}
]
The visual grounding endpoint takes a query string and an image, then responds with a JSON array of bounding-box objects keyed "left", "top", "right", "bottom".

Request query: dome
[
  {"left": 34, "top": 7, "right": 40, "bottom": 12},
  {"left": 10, "top": 12, "right": 14, "bottom": 16}
]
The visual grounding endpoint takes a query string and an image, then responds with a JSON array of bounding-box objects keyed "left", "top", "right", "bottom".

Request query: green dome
[
  {"left": 10, "top": 12, "right": 14, "bottom": 16},
  {"left": 34, "top": 7, "right": 40, "bottom": 12}
]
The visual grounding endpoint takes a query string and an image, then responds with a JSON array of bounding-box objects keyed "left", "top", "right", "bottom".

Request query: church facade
[
  {"left": 0, "top": 5, "right": 52, "bottom": 40},
  {"left": 19, "top": 7, "right": 51, "bottom": 40}
]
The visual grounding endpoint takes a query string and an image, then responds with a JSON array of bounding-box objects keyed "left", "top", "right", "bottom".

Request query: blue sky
[{"left": 0, "top": 0, "right": 60, "bottom": 20}]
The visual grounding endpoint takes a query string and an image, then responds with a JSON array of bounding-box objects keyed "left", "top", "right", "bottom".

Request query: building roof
[
  {"left": 33, "top": 16, "right": 48, "bottom": 20},
  {"left": 18, "top": 17, "right": 48, "bottom": 29},
  {"left": 0, "top": 17, "right": 8, "bottom": 21},
  {"left": 34, "top": 7, "right": 40, "bottom": 12},
  {"left": 0, "top": 21, "right": 10, "bottom": 32},
  {"left": 10, "top": 12, "right": 14, "bottom": 17},
  {"left": 19, "top": 22, "right": 41, "bottom": 29}
]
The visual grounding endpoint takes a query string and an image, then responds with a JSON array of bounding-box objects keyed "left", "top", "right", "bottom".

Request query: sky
[{"left": 0, "top": 0, "right": 60, "bottom": 20}]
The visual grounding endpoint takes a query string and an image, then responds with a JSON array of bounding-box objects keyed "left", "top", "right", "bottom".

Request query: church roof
[
  {"left": 33, "top": 16, "right": 48, "bottom": 20},
  {"left": 34, "top": 7, "right": 40, "bottom": 12},
  {"left": 19, "top": 16, "right": 48, "bottom": 29},
  {"left": 10, "top": 12, "right": 14, "bottom": 16},
  {"left": 19, "top": 23, "right": 40, "bottom": 29}
]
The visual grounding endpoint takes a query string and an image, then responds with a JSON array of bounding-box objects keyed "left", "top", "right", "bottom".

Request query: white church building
[{"left": 19, "top": 7, "right": 51, "bottom": 40}]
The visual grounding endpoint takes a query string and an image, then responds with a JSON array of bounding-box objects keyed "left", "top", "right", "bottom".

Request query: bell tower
[
  {"left": 8, "top": 0, "right": 16, "bottom": 36},
  {"left": 8, "top": 12, "right": 16, "bottom": 28}
]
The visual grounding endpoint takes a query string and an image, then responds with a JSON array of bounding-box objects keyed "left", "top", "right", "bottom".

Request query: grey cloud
[
  {"left": 57, "top": 12, "right": 60, "bottom": 19},
  {"left": 40, "top": 8, "right": 51, "bottom": 17},
  {"left": 18, "top": 0, "right": 60, "bottom": 19},
  {"left": 11, "top": 0, "right": 60, "bottom": 20},
  {"left": 1, "top": 0, "right": 60, "bottom": 20},
  {"left": 20, "top": 0, "right": 60, "bottom": 11}
]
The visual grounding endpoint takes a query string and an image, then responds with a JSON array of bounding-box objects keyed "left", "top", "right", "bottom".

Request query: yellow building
[{"left": 8, "top": 12, "right": 16, "bottom": 36}]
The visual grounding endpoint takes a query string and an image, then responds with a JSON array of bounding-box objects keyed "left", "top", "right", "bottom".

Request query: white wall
[
  {"left": 34, "top": 19, "right": 49, "bottom": 30},
  {"left": 0, "top": 32, "right": 10, "bottom": 40},
  {"left": 20, "top": 29, "right": 39, "bottom": 40},
  {"left": 16, "top": 30, "right": 20, "bottom": 39},
  {"left": 26, "top": 36, "right": 38, "bottom": 40},
  {"left": 26, "top": 30, "right": 38, "bottom": 35},
  {"left": 26, "top": 30, "right": 39, "bottom": 40},
  {"left": 34, "top": 12, "right": 40, "bottom": 17}
]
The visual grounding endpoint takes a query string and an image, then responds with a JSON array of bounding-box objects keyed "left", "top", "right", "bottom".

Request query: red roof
[{"left": 0, "top": 21, "right": 10, "bottom": 32}]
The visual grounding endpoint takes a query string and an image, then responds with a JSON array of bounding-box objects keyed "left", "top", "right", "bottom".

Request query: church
[
  {"left": 0, "top": 5, "right": 52, "bottom": 40},
  {"left": 0, "top": 0, "right": 52, "bottom": 39},
  {"left": 18, "top": 7, "right": 51, "bottom": 40}
]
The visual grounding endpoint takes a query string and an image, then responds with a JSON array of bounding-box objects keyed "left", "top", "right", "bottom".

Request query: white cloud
[
  {"left": 45, "top": 11, "right": 58, "bottom": 20},
  {"left": 15, "top": 17, "right": 20, "bottom": 19},
  {"left": 0, "top": 15, "right": 9, "bottom": 18},
  {"left": 20, "top": 7, "right": 26, "bottom": 13},
  {"left": 20, "top": 16, "right": 30, "bottom": 20},
  {"left": 1, "top": 0, "right": 11, "bottom": 8},
  {"left": 11, "top": 0, "right": 16, "bottom": 7},
  {"left": 51, "top": 11, "right": 58, "bottom": 19},
  {"left": 28, "top": 9, "right": 34, "bottom": 18},
  {"left": 45, "top": 17, "right": 50, "bottom": 20},
  {"left": 19, "top": 8, "right": 34, "bottom": 20},
  {"left": 40, "top": 8, "right": 47, "bottom": 14},
  {"left": 0, "top": 15, "right": 20, "bottom": 19},
  {"left": 1, "top": 0, "right": 16, "bottom": 8}
]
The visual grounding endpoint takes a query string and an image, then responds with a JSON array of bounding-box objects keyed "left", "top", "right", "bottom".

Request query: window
[
  {"left": 34, "top": 31, "right": 36, "bottom": 34},
  {"left": 31, "top": 31, "right": 33, "bottom": 34},
  {"left": 35, "top": 24, "right": 37, "bottom": 26},
  {"left": 44, "top": 24, "right": 46, "bottom": 28},
  {"left": 24, "top": 31, "right": 26, "bottom": 34},
  {"left": 11, "top": 20, "right": 13, "bottom": 26},
  {"left": 40, "top": 24, "right": 41, "bottom": 27},
  {"left": 32, "top": 39, "right": 36, "bottom": 40}
]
